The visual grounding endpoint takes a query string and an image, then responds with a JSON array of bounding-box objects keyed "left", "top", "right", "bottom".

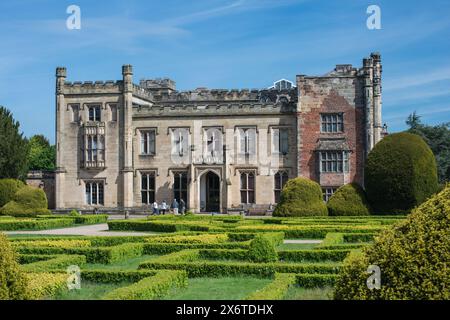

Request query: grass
[
  {"left": 53, "top": 281, "right": 130, "bottom": 300},
  {"left": 84, "top": 255, "right": 159, "bottom": 271},
  {"left": 276, "top": 243, "right": 320, "bottom": 251},
  {"left": 283, "top": 285, "right": 334, "bottom": 300},
  {"left": 167, "top": 276, "right": 273, "bottom": 300}
]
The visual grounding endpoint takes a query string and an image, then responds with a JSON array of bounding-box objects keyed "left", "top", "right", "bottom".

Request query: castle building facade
[{"left": 55, "top": 52, "right": 383, "bottom": 213}]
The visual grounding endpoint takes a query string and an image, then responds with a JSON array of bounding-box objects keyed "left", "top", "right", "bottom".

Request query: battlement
[{"left": 150, "top": 87, "right": 297, "bottom": 104}]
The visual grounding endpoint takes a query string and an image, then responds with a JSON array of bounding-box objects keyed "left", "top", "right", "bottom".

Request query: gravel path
[{"left": 4, "top": 223, "right": 155, "bottom": 237}]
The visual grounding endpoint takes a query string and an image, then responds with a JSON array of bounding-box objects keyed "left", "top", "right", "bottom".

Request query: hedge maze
[{"left": 8, "top": 214, "right": 405, "bottom": 300}]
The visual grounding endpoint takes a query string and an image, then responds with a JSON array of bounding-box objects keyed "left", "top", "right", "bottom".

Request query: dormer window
[{"left": 88, "top": 105, "right": 101, "bottom": 122}]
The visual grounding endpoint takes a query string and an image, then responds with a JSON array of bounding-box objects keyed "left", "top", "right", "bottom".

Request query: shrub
[
  {"left": 245, "top": 273, "right": 296, "bottom": 300},
  {"left": 25, "top": 273, "right": 67, "bottom": 300},
  {"left": 199, "top": 249, "right": 248, "bottom": 261},
  {"left": 273, "top": 177, "right": 328, "bottom": 217},
  {"left": 81, "top": 270, "right": 158, "bottom": 283},
  {"left": 278, "top": 249, "right": 351, "bottom": 262},
  {"left": 102, "top": 270, "right": 187, "bottom": 300},
  {"left": 0, "top": 179, "right": 24, "bottom": 208},
  {"left": 327, "top": 183, "right": 371, "bottom": 216},
  {"left": 334, "top": 185, "right": 450, "bottom": 300},
  {"left": 0, "top": 232, "right": 29, "bottom": 299},
  {"left": 69, "top": 209, "right": 80, "bottom": 217},
  {"left": 248, "top": 234, "right": 278, "bottom": 263},
  {"left": 365, "top": 132, "right": 439, "bottom": 214},
  {"left": 0, "top": 218, "right": 73, "bottom": 231},
  {"left": 296, "top": 273, "right": 338, "bottom": 288},
  {"left": 73, "top": 214, "right": 108, "bottom": 225},
  {"left": 12, "top": 239, "right": 91, "bottom": 249},
  {"left": 139, "top": 260, "right": 340, "bottom": 278},
  {"left": 146, "top": 234, "right": 228, "bottom": 244},
  {"left": 1, "top": 185, "right": 50, "bottom": 217},
  {"left": 21, "top": 254, "right": 86, "bottom": 272}
]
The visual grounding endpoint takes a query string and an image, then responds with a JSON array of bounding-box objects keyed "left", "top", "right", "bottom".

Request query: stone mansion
[{"left": 55, "top": 52, "right": 384, "bottom": 213}]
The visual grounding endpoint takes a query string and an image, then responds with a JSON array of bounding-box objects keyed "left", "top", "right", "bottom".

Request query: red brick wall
[{"left": 297, "top": 77, "right": 365, "bottom": 187}]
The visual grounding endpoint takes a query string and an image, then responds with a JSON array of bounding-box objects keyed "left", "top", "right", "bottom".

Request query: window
[
  {"left": 240, "top": 172, "right": 255, "bottom": 204},
  {"left": 239, "top": 128, "right": 256, "bottom": 155},
  {"left": 274, "top": 171, "right": 289, "bottom": 203},
  {"left": 109, "top": 104, "right": 117, "bottom": 122},
  {"left": 204, "top": 128, "right": 222, "bottom": 161},
  {"left": 88, "top": 105, "right": 101, "bottom": 122},
  {"left": 322, "top": 187, "right": 337, "bottom": 202},
  {"left": 172, "top": 129, "right": 189, "bottom": 157},
  {"left": 320, "top": 151, "right": 349, "bottom": 173},
  {"left": 86, "top": 135, "right": 105, "bottom": 162},
  {"left": 85, "top": 181, "right": 104, "bottom": 205},
  {"left": 321, "top": 113, "right": 344, "bottom": 133},
  {"left": 141, "top": 172, "right": 155, "bottom": 205},
  {"left": 70, "top": 104, "right": 79, "bottom": 122},
  {"left": 140, "top": 130, "right": 156, "bottom": 155},
  {"left": 173, "top": 172, "right": 188, "bottom": 204},
  {"left": 272, "top": 128, "right": 289, "bottom": 154}
]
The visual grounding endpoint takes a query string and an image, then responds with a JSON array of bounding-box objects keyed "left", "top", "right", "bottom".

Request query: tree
[
  {"left": 27, "top": 135, "right": 56, "bottom": 171},
  {"left": 334, "top": 185, "right": 450, "bottom": 300},
  {"left": 273, "top": 177, "right": 328, "bottom": 217},
  {"left": 406, "top": 112, "right": 450, "bottom": 183},
  {"left": 0, "top": 233, "right": 29, "bottom": 299},
  {"left": 365, "top": 132, "right": 439, "bottom": 214},
  {"left": 327, "top": 183, "right": 371, "bottom": 216},
  {"left": 0, "top": 107, "right": 29, "bottom": 179}
]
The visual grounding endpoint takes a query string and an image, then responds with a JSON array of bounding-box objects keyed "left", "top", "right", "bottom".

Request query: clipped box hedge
[
  {"left": 278, "top": 249, "right": 351, "bottom": 262},
  {"left": 138, "top": 259, "right": 341, "bottom": 278},
  {"left": 143, "top": 241, "right": 250, "bottom": 255},
  {"left": 25, "top": 272, "right": 68, "bottom": 300},
  {"left": 18, "top": 243, "right": 144, "bottom": 264},
  {"left": 102, "top": 270, "right": 187, "bottom": 300},
  {"left": 81, "top": 270, "right": 158, "bottom": 283},
  {"left": 0, "top": 218, "right": 74, "bottom": 231},
  {"left": 19, "top": 254, "right": 57, "bottom": 264},
  {"left": 295, "top": 273, "right": 338, "bottom": 288},
  {"left": 245, "top": 273, "right": 296, "bottom": 300},
  {"left": 21, "top": 254, "right": 86, "bottom": 272}
]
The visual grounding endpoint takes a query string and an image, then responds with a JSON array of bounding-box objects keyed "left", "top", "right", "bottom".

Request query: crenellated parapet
[{"left": 62, "top": 80, "right": 123, "bottom": 95}]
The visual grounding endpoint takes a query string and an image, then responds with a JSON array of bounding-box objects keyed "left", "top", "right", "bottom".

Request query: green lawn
[
  {"left": 166, "top": 277, "right": 273, "bottom": 300},
  {"left": 283, "top": 286, "right": 334, "bottom": 300},
  {"left": 54, "top": 281, "right": 130, "bottom": 300}
]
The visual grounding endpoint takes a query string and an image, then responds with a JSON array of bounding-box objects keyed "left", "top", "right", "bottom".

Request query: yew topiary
[
  {"left": 365, "top": 132, "right": 439, "bottom": 214},
  {"left": 0, "top": 185, "right": 50, "bottom": 217},
  {"left": 334, "top": 184, "right": 450, "bottom": 300},
  {"left": 327, "top": 183, "right": 371, "bottom": 216},
  {"left": 0, "top": 232, "right": 29, "bottom": 300},
  {"left": 248, "top": 234, "right": 278, "bottom": 263},
  {"left": 0, "top": 179, "right": 24, "bottom": 208},
  {"left": 273, "top": 177, "right": 328, "bottom": 217}
]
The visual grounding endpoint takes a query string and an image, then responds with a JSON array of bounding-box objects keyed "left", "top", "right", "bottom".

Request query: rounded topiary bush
[
  {"left": 0, "top": 185, "right": 50, "bottom": 217},
  {"left": 327, "top": 183, "right": 371, "bottom": 216},
  {"left": 0, "top": 179, "right": 25, "bottom": 208},
  {"left": 0, "top": 233, "right": 29, "bottom": 299},
  {"left": 273, "top": 177, "right": 328, "bottom": 217},
  {"left": 365, "top": 132, "right": 439, "bottom": 214},
  {"left": 248, "top": 234, "right": 278, "bottom": 263},
  {"left": 334, "top": 184, "right": 450, "bottom": 300}
]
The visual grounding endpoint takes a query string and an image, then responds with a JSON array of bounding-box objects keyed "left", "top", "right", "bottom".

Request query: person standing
[
  {"left": 180, "top": 199, "right": 186, "bottom": 215},
  {"left": 160, "top": 200, "right": 167, "bottom": 215},
  {"left": 172, "top": 198, "right": 179, "bottom": 215},
  {"left": 152, "top": 200, "right": 159, "bottom": 215}
]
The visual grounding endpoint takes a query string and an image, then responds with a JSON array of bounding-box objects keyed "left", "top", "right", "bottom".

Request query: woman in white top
[{"left": 152, "top": 201, "right": 159, "bottom": 215}]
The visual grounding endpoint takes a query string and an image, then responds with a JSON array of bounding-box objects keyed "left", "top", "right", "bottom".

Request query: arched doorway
[{"left": 200, "top": 171, "right": 220, "bottom": 212}]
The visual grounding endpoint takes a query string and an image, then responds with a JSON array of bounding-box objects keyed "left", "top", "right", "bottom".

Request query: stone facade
[{"left": 55, "top": 52, "right": 383, "bottom": 212}]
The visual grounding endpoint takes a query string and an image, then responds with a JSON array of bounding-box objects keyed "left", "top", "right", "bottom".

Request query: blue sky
[{"left": 0, "top": 0, "right": 449, "bottom": 142}]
